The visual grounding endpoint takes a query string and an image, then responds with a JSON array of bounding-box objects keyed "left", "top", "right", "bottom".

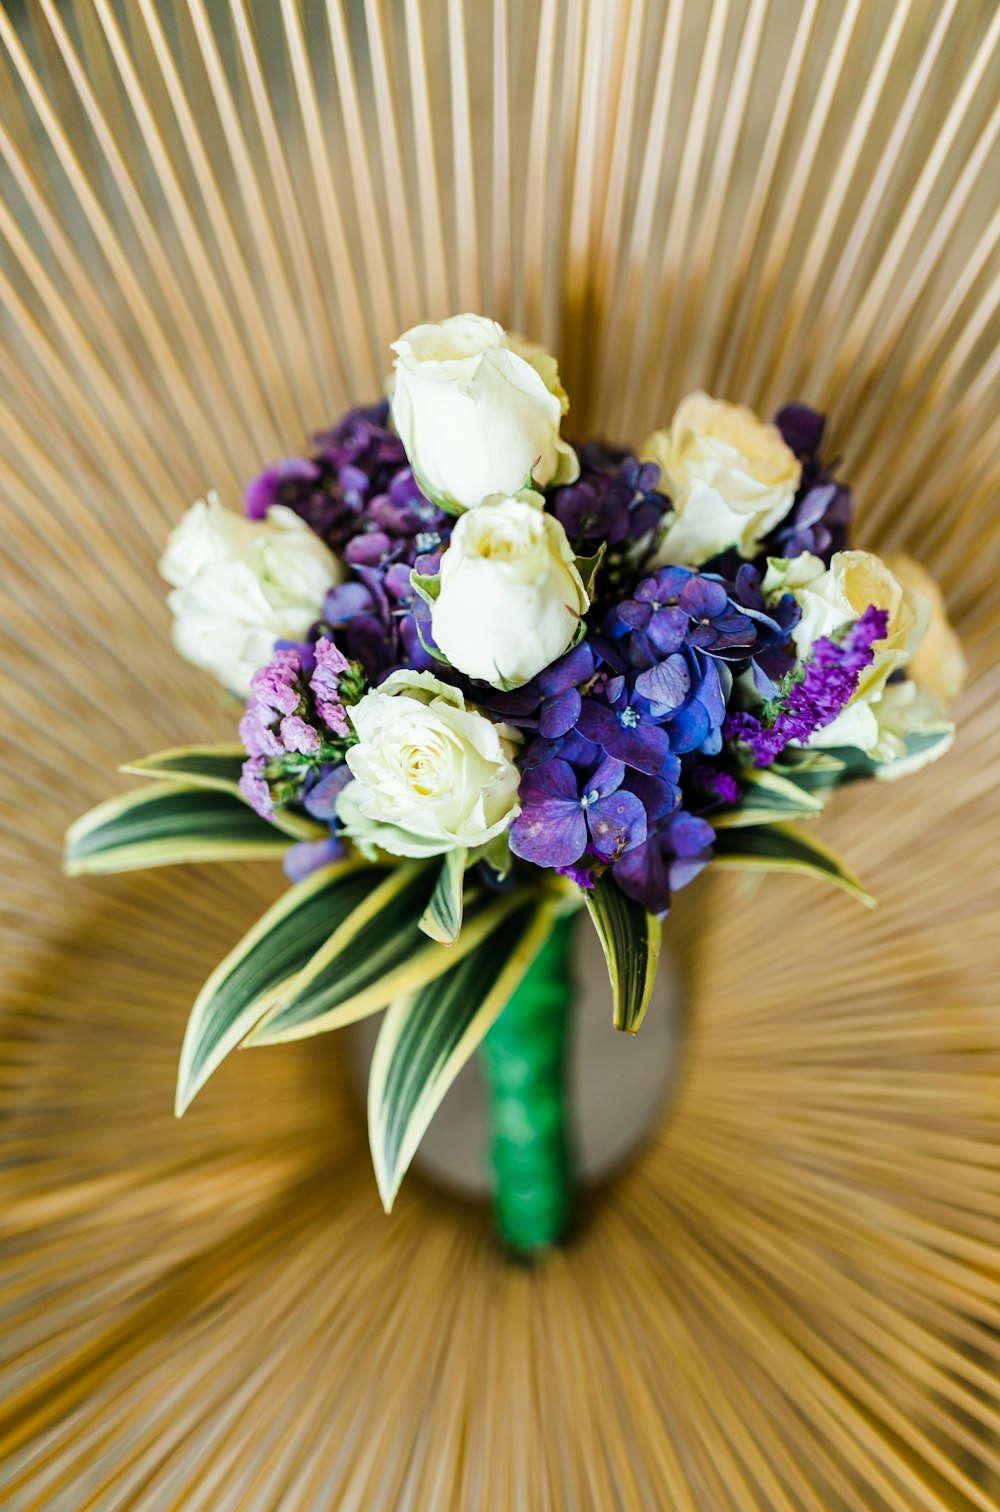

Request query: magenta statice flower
[
  {"left": 310, "top": 638, "right": 351, "bottom": 736},
  {"left": 238, "top": 642, "right": 361, "bottom": 819}
]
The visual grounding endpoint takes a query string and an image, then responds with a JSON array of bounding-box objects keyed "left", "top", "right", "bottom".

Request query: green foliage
[
  {"left": 368, "top": 897, "right": 559, "bottom": 1211},
  {"left": 175, "top": 861, "right": 386, "bottom": 1114},
  {"left": 713, "top": 823, "right": 875, "bottom": 906},
  {"left": 713, "top": 766, "right": 825, "bottom": 828},
  {"left": 64, "top": 782, "right": 296, "bottom": 876},
  {"left": 583, "top": 873, "right": 661, "bottom": 1033},
  {"left": 419, "top": 849, "right": 467, "bottom": 943}
]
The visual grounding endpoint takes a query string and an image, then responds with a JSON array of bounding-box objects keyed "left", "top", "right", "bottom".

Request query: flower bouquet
[{"left": 67, "top": 314, "right": 963, "bottom": 1256}]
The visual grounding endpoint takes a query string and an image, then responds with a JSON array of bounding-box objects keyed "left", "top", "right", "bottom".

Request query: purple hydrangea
[
  {"left": 612, "top": 809, "right": 716, "bottom": 916},
  {"left": 549, "top": 444, "right": 670, "bottom": 555},
  {"left": 244, "top": 402, "right": 450, "bottom": 569},
  {"left": 509, "top": 754, "right": 647, "bottom": 871}
]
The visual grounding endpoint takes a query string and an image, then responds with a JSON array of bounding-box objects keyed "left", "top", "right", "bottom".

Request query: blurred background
[{"left": 2, "top": 2, "right": 1000, "bottom": 1507}]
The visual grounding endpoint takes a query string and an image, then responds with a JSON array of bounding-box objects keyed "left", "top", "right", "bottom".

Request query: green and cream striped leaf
[
  {"left": 64, "top": 782, "right": 293, "bottom": 876},
  {"left": 176, "top": 859, "right": 384, "bottom": 1114},
  {"left": 419, "top": 849, "right": 466, "bottom": 944},
  {"left": 713, "top": 823, "right": 875, "bottom": 907},
  {"left": 369, "top": 898, "right": 559, "bottom": 1212},
  {"left": 247, "top": 871, "right": 529, "bottom": 1045},
  {"left": 583, "top": 874, "right": 661, "bottom": 1034},
  {"left": 120, "top": 744, "right": 324, "bottom": 840},
  {"left": 713, "top": 767, "right": 825, "bottom": 828}
]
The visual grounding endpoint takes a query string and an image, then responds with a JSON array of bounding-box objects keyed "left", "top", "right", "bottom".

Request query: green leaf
[
  {"left": 247, "top": 872, "right": 527, "bottom": 1046},
  {"left": 120, "top": 742, "right": 246, "bottom": 790},
  {"left": 712, "top": 822, "right": 875, "bottom": 907},
  {"left": 575, "top": 541, "right": 606, "bottom": 598},
  {"left": 119, "top": 745, "right": 324, "bottom": 840},
  {"left": 713, "top": 767, "right": 825, "bottom": 828},
  {"left": 772, "top": 750, "right": 849, "bottom": 795},
  {"left": 409, "top": 566, "right": 442, "bottom": 606},
  {"left": 64, "top": 783, "right": 292, "bottom": 876},
  {"left": 369, "top": 897, "right": 559, "bottom": 1212},
  {"left": 175, "top": 860, "right": 384, "bottom": 1114},
  {"left": 583, "top": 873, "right": 661, "bottom": 1033},
  {"left": 420, "top": 848, "right": 466, "bottom": 943}
]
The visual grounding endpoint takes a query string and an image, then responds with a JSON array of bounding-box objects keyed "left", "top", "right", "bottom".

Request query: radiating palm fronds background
[{"left": 2, "top": 1, "right": 1000, "bottom": 1507}]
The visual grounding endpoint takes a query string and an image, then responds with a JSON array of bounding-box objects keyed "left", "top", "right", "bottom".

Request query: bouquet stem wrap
[{"left": 478, "top": 912, "right": 576, "bottom": 1255}]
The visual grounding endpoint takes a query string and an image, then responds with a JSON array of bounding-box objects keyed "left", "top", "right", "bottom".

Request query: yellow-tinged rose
[
  {"left": 643, "top": 392, "right": 801, "bottom": 564},
  {"left": 887, "top": 554, "right": 966, "bottom": 704}
]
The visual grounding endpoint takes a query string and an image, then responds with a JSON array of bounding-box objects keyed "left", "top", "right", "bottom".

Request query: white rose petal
[
  {"left": 390, "top": 313, "right": 578, "bottom": 511},
  {"left": 644, "top": 391, "right": 801, "bottom": 564},
  {"left": 429, "top": 490, "right": 589, "bottom": 689},
  {"left": 159, "top": 493, "right": 341, "bottom": 696},
  {"left": 337, "top": 669, "right": 521, "bottom": 858}
]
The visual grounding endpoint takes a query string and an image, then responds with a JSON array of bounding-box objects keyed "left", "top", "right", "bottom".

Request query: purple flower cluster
[
  {"left": 496, "top": 565, "right": 799, "bottom": 913},
  {"left": 238, "top": 641, "right": 360, "bottom": 820},
  {"left": 245, "top": 403, "right": 451, "bottom": 685},
  {"left": 549, "top": 443, "right": 670, "bottom": 557},
  {"left": 724, "top": 606, "right": 889, "bottom": 766},
  {"left": 769, "top": 404, "right": 852, "bottom": 563}
]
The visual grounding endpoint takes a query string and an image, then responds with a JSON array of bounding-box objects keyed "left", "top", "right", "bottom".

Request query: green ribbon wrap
[{"left": 478, "top": 912, "right": 576, "bottom": 1255}]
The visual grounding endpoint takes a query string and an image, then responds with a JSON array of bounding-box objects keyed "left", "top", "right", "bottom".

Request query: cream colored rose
[
  {"left": 887, "top": 554, "right": 966, "bottom": 704},
  {"left": 761, "top": 548, "right": 958, "bottom": 759},
  {"left": 159, "top": 493, "right": 341, "bottom": 696},
  {"left": 337, "top": 670, "right": 521, "bottom": 858},
  {"left": 390, "top": 314, "right": 578, "bottom": 511},
  {"left": 429, "top": 491, "right": 589, "bottom": 689},
  {"left": 644, "top": 392, "right": 801, "bottom": 564}
]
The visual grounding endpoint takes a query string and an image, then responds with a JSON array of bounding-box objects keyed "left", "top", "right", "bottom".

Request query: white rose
[
  {"left": 337, "top": 670, "right": 521, "bottom": 858},
  {"left": 160, "top": 493, "right": 341, "bottom": 696},
  {"left": 428, "top": 491, "right": 589, "bottom": 689},
  {"left": 644, "top": 391, "right": 801, "bottom": 564},
  {"left": 390, "top": 313, "right": 578, "bottom": 511}
]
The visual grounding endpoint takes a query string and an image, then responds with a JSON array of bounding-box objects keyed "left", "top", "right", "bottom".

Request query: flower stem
[{"left": 478, "top": 911, "right": 576, "bottom": 1256}]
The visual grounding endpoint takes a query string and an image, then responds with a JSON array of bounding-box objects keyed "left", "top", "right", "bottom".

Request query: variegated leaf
[
  {"left": 175, "top": 860, "right": 383, "bottom": 1114},
  {"left": 120, "top": 744, "right": 324, "bottom": 840},
  {"left": 248, "top": 875, "right": 526, "bottom": 1046},
  {"left": 368, "top": 898, "right": 558, "bottom": 1212},
  {"left": 419, "top": 849, "right": 466, "bottom": 943},
  {"left": 64, "top": 782, "right": 292, "bottom": 876},
  {"left": 583, "top": 874, "right": 661, "bottom": 1033},
  {"left": 713, "top": 823, "right": 875, "bottom": 906}
]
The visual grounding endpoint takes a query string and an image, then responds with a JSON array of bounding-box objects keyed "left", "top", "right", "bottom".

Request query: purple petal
[
  {"left": 509, "top": 800, "right": 587, "bottom": 870},
  {"left": 679, "top": 577, "right": 728, "bottom": 618},
  {"left": 613, "top": 839, "right": 670, "bottom": 916},
  {"left": 518, "top": 758, "right": 579, "bottom": 805},
  {"left": 634, "top": 655, "right": 690, "bottom": 714},
  {"left": 586, "top": 790, "right": 647, "bottom": 862},
  {"left": 667, "top": 812, "right": 715, "bottom": 857},
  {"left": 539, "top": 687, "right": 582, "bottom": 739},
  {"left": 283, "top": 834, "right": 349, "bottom": 884},
  {"left": 302, "top": 764, "right": 353, "bottom": 820}
]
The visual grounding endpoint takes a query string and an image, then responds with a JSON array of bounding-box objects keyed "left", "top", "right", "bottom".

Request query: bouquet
[{"left": 67, "top": 314, "right": 963, "bottom": 1255}]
